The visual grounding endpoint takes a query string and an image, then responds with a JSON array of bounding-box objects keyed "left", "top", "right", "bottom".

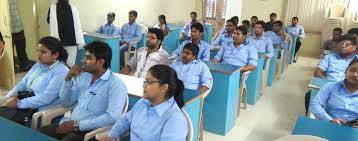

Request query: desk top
[
  {"left": 0, "top": 117, "right": 56, "bottom": 141},
  {"left": 205, "top": 61, "right": 241, "bottom": 75},
  {"left": 292, "top": 116, "right": 358, "bottom": 141},
  {"left": 116, "top": 73, "right": 144, "bottom": 97},
  {"left": 308, "top": 77, "right": 334, "bottom": 90},
  {"left": 84, "top": 32, "right": 121, "bottom": 39}
]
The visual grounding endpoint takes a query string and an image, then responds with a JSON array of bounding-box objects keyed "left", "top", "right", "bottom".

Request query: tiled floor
[
  {"left": 1, "top": 57, "right": 320, "bottom": 141},
  {"left": 204, "top": 57, "right": 320, "bottom": 141}
]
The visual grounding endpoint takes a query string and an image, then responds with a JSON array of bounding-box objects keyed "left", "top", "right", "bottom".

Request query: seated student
[
  {"left": 310, "top": 59, "right": 358, "bottom": 124},
  {"left": 214, "top": 16, "right": 239, "bottom": 40},
  {"left": 322, "top": 27, "right": 343, "bottom": 55},
  {"left": 100, "top": 65, "right": 188, "bottom": 141},
  {"left": 305, "top": 34, "right": 357, "bottom": 115},
  {"left": 247, "top": 21, "right": 274, "bottom": 60},
  {"left": 248, "top": 16, "right": 258, "bottom": 36},
  {"left": 153, "top": 15, "right": 169, "bottom": 37},
  {"left": 119, "top": 10, "right": 143, "bottom": 68},
  {"left": 172, "top": 22, "right": 210, "bottom": 61},
  {"left": 171, "top": 43, "right": 212, "bottom": 93},
  {"left": 212, "top": 19, "right": 235, "bottom": 46},
  {"left": 265, "top": 20, "right": 287, "bottom": 58},
  {"left": 314, "top": 34, "right": 357, "bottom": 82},
  {"left": 0, "top": 36, "right": 69, "bottom": 125},
  {"left": 39, "top": 41, "right": 128, "bottom": 141},
  {"left": 241, "top": 20, "right": 250, "bottom": 30},
  {"left": 264, "top": 13, "right": 277, "bottom": 31},
  {"left": 181, "top": 12, "right": 199, "bottom": 41},
  {"left": 121, "top": 28, "right": 170, "bottom": 78},
  {"left": 96, "top": 12, "right": 121, "bottom": 35},
  {"left": 212, "top": 26, "right": 258, "bottom": 72},
  {"left": 265, "top": 20, "right": 286, "bottom": 46}
]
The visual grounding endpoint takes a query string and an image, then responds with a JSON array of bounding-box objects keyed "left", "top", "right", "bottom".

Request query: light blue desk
[
  {"left": 267, "top": 46, "right": 280, "bottom": 87},
  {"left": 292, "top": 116, "right": 358, "bottom": 141},
  {"left": 308, "top": 77, "right": 334, "bottom": 90},
  {"left": 163, "top": 26, "right": 182, "bottom": 54},
  {"left": 80, "top": 32, "right": 121, "bottom": 72},
  {"left": 128, "top": 89, "right": 203, "bottom": 141},
  {"left": 246, "top": 56, "right": 265, "bottom": 105},
  {"left": 289, "top": 37, "right": 297, "bottom": 64},
  {"left": 210, "top": 46, "right": 220, "bottom": 59},
  {"left": 0, "top": 117, "right": 56, "bottom": 141},
  {"left": 203, "top": 61, "right": 242, "bottom": 135}
]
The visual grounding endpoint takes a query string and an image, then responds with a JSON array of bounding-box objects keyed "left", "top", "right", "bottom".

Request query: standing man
[
  {"left": 10, "top": 0, "right": 32, "bottom": 72},
  {"left": 47, "top": 0, "right": 85, "bottom": 67},
  {"left": 285, "top": 17, "right": 305, "bottom": 63}
]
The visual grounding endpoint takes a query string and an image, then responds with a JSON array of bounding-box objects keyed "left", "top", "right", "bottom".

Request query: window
[
  {"left": 222, "top": 0, "right": 227, "bottom": 19},
  {"left": 206, "top": 0, "right": 216, "bottom": 18}
]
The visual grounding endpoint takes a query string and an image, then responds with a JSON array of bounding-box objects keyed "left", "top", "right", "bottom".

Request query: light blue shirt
[
  {"left": 96, "top": 23, "right": 121, "bottom": 35},
  {"left": 170, "top": 59, "right": 213, "bottom": 90},
  {"left": 318, "top": 53, "right": 357, "bottom": 81},
  {"left": 310, "top": 81, "right": 358, "bottom": 121},
  {"left": 264, "top": 31, "right": 284, "bottom": 46},
  {"left": 59, "top": 69, "right": 128, "bottom": 131},
  {"left": 214, "top": 41, "right": 258, "bottom": 67},
  {"left": 285, "top": 25, "right": 305, "bottom": 38},
  {"left": 6, "top": 62, "right": 68, "bottom": 111},
  {"left": 181, "top": 21, "right": 196, "bottom": 37},
  {"left": 212, "top": 31, "right": 234, "bottom": 46},
  {"left": 108, "top": 97, "right": 188, "bottom": 141},
  {"left": 247, "top": 35, "right": 274, "bottom": 58},
  {"left": 172, "top": 40, "right": 211, "bottom": 61},
  {"left": 121, "top": 22, "right": 142, "bottom": 47}
]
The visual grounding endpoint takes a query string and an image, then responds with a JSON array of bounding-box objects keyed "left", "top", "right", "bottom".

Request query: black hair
[
  {"left": 236, "top": 26, "right": 248, "bottom": 35},
  {"left": 183, "top": 43, "right": 199, "bottom": 58},
  {"left": 347, "top": 28, "right": 358, "bottom": 35},
  {"left": 226, "top": 19, "right": 234, "bottom": 25},
  {"left": 57, "top": 0, "right": 69, "bottom": 7},
  {"left": 38, "top": 36, "right": 68, "bottom": 65},
  {"left": 129, "top": 10, "right": 138, "bottom": 17},
  {"left": 341, "top": 34, "right": 357, "bottom": 45},
  {"left": 84, "top": 41, "right": 112, "bottom": 69},
  {"left": 270, "top": 13, "right": 277, "bottom": 17},
  {"left": 148, "top": 65, "right": 185, "bottom": 108},
  {"left": 158, "top": 15, "right": 167, "bottom": 25},
  {"left": 348, "top": 58, "right": 358, "bottom": 69},
  {"left": 333, "top": 27, "right": 343, "bottom": 33},
  {"left": 292, "top": 17, "right": 299, "bottom": 21},
  {"left": 273, "top": 20, "right": 283, "bottom": 27},
  {"left": 231, "top": 16, "right": 239, "bottom": 26},
  {"left": 242, "top": 20, "right": 250, "bottom": 24},
  {"left": 191, "top": 22, "right": 204, "bottom": 33},
  {"left": 251, "top": 16, "right": 258, "bottom": 20},
  {"left": 255, "top": 20, "right": 266, "bottom": 28},
  {"left": 148, "top": 28, "right": 164, "bottom": 46},
  {"left": 107, "top": 12, "right": 115, "bottom": 18},
  {"left": 190, "top": 12, "right": 197, "bottom": 17}
]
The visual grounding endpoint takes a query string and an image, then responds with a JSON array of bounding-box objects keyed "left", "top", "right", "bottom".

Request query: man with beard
[{"left": 120, "top": 28, "right": 169, "bottom": 78}]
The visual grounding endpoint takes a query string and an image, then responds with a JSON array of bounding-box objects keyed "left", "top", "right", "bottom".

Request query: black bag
[{"left": 343, "top": 119, "right": 358, "bottom": 128}]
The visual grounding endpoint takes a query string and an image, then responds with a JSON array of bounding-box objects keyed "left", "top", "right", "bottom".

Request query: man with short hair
[
  {"left": 181, "top": 12, "right": 199, "bottom": 41},
  {"left": 248, "top": 21, "right": 274, "bottom": 60},
  {"left": 96, "top": 12, "right": 121, "bottom": 35},
  {"left": 285, "top": 17, "right": 305, "bottom": 63},
  {"left": 264, "top": 13, "right": 277, "bottom": 31}
]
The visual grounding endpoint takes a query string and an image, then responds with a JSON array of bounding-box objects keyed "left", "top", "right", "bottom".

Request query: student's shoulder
[
  {"left": 109, "top": 73, "right": 127, "bottom": 87},
  {"left": 53, "top": 62, "right": 69, "bottom": 73},
  {"left": 167, "top": 104, "right": 187, "bottom": 124},
  {"left": 200, "top": 40, "right": 210, "bottom": 46}
]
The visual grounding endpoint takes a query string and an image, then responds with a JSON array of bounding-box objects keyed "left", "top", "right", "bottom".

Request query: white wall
[
  {"left": 241, "top": 0, "right": 286, "bottom": 22},
  {"left": 225, "top": 0, "right": 242, "bottom": 20}
]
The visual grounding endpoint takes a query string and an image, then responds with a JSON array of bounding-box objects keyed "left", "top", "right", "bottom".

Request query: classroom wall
[
  {"left": 300, "top": 33, "right": 322, "bottom": 58},
  {"left": 241, "top": 0, "right": 286, "bottom": 22},
  {"left": 225, "top": 0, "right": 242, "bottom": 19}
]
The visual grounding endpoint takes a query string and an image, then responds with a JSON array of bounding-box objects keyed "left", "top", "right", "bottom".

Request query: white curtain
[{"left": 284, "top": 0, "right": 357, "bottom": 33}]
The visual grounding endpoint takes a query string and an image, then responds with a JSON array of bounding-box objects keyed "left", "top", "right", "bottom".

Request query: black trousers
[
  {"left": 39, "top": 124, "right": 97, "bottom": 141},
  {"left": 294, "top": 39, "right": 302, "bottom": 59},
  {"left": 0, "top": 106, "right": 37, "bottom": 126},
  {"left": 12, "top": 30, "right": 30, "bottom": 68},
  {"left": 304, "top": 90, "right": 312, "bottom": 116}
]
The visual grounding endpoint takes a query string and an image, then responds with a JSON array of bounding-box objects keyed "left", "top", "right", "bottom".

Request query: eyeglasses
[
  {"left": 143, "top": 80, "right": 160, "bottom": 86},
  {"left": 339, "top": 42, "right": 352, "bottom": 47}
]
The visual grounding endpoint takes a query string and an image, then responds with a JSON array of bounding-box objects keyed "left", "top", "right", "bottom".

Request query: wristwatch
[{"left": 73, "top": 121, "right": 80, "bottom": 131}]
